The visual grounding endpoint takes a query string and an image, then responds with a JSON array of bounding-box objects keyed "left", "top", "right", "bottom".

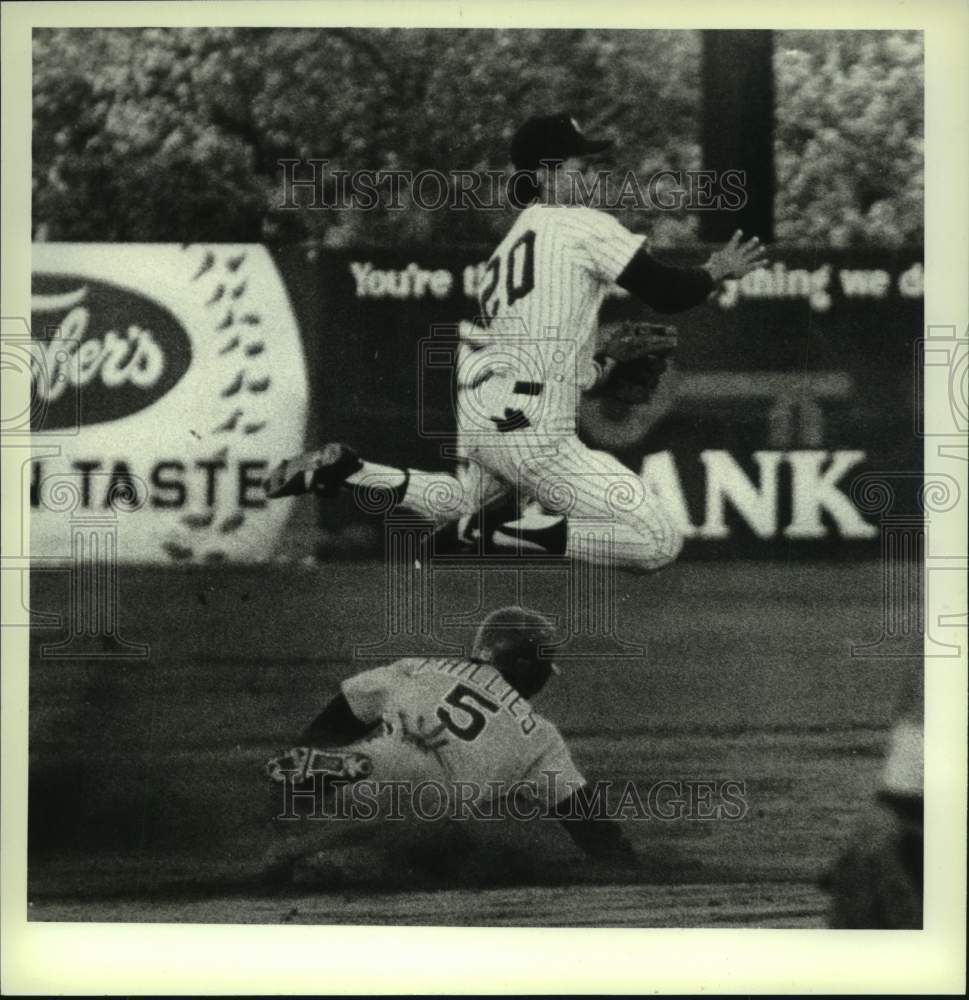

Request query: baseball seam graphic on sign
[
  {"left": 182, "top": 246, "right": 270, "bottom": 555},
  {"left": 30, "top": 244, "right": 308, "bottom": 564}
]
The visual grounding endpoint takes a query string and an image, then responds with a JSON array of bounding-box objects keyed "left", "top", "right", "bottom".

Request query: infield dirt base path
[{"left": 27, "top": 560, "right": 903, "bottom": 927}]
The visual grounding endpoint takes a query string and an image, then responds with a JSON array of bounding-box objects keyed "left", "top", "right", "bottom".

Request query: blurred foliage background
[{"left": 32, "top": 28, "right": 923, "bottom": 248}]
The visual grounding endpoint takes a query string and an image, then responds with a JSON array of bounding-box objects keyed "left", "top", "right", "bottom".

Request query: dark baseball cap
[{"left": 510, "top": 113, "right": 613, "bottom": 172}]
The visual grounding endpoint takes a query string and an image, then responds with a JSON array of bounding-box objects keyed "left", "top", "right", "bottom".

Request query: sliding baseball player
[{"left": 264, "top": 606, "right": 634, "bottom": 875}]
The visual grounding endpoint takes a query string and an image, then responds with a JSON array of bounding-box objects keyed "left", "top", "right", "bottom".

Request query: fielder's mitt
[{"left": 592, "top": 322, "right": 678, "bottom": 405}]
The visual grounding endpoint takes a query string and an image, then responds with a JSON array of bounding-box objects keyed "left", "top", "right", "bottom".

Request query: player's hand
[{"left": 703, "top": 230, "right": 769, "bottom": 282}]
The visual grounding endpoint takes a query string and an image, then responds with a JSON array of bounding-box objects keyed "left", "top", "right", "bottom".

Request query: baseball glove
[{"left": 591, "top": 322, "right": 678, "bottom": 405}]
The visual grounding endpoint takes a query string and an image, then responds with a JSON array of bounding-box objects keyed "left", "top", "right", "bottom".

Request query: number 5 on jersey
[{"left": 436, "top": 683, "right": 500, "bottom": 742}]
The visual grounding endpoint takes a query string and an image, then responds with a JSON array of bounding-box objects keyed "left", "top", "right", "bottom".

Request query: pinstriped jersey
[
  {"left": 461, "top": 204, "right": 645, "bottom": 433},
  {"left": 341, "top": 657, "right": 584, "bottom": 807}
]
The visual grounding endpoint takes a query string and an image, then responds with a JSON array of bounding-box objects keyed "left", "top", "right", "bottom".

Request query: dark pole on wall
[{"left": 700, "top": 30, "right": 775, "bottom": 243}]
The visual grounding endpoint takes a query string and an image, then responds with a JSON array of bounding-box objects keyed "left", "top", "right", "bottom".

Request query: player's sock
[
  {"left": 348, "top": 463, "right": 465, "bottom": 522},
  {"left": 345, "top": 461, "right": 406, "bottom": 489},
  {"left": 343, "top": 461, "right": 409, "bottom": 506},
  {"left": 398, "top": 469, "right": 466, "bottom": 521}
]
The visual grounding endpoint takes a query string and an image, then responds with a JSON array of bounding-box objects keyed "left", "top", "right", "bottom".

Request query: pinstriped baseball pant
[{"left": 401, "top": 377, "right": 683, "bottom": 573}]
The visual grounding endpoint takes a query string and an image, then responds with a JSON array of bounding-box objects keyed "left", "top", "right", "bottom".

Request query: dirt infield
[
  {"left": 27, "top": 559, "right": 908, "bottom": 927},
  {"left": 32, "top": 882, "right": 829, "bottom": 927}
]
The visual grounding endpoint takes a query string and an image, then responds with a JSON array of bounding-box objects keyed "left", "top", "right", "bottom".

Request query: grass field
[{"left": 27, "top": 558, "right": 910, "bottom": 927}]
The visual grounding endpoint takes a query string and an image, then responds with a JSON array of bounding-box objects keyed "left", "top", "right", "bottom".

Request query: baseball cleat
[
  {"left": 263, "top": 443, "right": 363, "bottom": 499},
  {"left": 266, "top": 746, "right": 374, "bottom": 784},
  {"left": 488, "top": 506, "right": 567, "bottom": 555},
  {"left": 434, "top": 499, "right": 568, "bottom": 557}
]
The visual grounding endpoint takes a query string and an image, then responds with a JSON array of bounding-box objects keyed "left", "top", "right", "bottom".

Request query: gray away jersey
[{"left": 342, "top": 656, "right": 584, "bottom": 807}]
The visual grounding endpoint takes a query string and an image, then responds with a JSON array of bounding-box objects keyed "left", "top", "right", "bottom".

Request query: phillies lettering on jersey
[{"left": 341, "top": 656, "right": 584, "bottom": 805}]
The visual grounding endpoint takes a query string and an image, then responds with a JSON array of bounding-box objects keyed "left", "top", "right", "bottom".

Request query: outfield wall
[{"left": 28, "top": 243, "right": 924, "bottom": 562}]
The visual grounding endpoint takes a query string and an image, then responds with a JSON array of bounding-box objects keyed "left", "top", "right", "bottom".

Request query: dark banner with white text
[{"left": 274, "top": 244, "right": 923, "bottom": 559}]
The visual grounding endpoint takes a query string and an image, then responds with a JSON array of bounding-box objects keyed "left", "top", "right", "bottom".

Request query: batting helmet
[{"left": 472, "top": 606, "right": 559, "bottom": 698}]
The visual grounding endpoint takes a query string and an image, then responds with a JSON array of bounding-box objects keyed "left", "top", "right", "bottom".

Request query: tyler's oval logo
[{"left": 30, "top": 275, "right": 192, "bottom": 429}]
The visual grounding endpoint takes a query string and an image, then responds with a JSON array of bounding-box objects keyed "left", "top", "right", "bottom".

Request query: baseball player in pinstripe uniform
[{"left": 266, "top": 113, "right": 767, "bottom": 571}]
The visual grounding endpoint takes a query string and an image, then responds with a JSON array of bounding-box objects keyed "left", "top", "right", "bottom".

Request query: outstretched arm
[
  {"left": 299, "top": 691, "right": 377, "bottom": 747},
  {"left": 617, "top": 229, "right": 768, "bottom": 313},
  {"left": 555, "top": 787, "right": 636, "bottom": 861}
]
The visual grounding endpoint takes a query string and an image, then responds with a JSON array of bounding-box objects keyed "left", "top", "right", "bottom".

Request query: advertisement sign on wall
[{"left": 30, "top": 244, "right": 308, "bottom": 563}]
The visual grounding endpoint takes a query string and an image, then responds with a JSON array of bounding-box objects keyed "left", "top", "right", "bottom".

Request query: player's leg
[
  {"left": 261, "top": 742, "right": 376, "bottom": 883},
  {"left": 264, "top": 440, "right": 569, "bottom": 555},
  {"left": 500, "top": 433, "right": 683, "bottom": 572},
  {"left": 431, "top": 453, "right": 512, "bottom": 549},
  {"left": 456, "top": 377, "right": 573, "bottom": 554},
  {"left": 262, "top": 724, "right": 450, "bottom": 882},
  {"left": 263, "top": 442, "right": 468, "bottom": 526}
]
